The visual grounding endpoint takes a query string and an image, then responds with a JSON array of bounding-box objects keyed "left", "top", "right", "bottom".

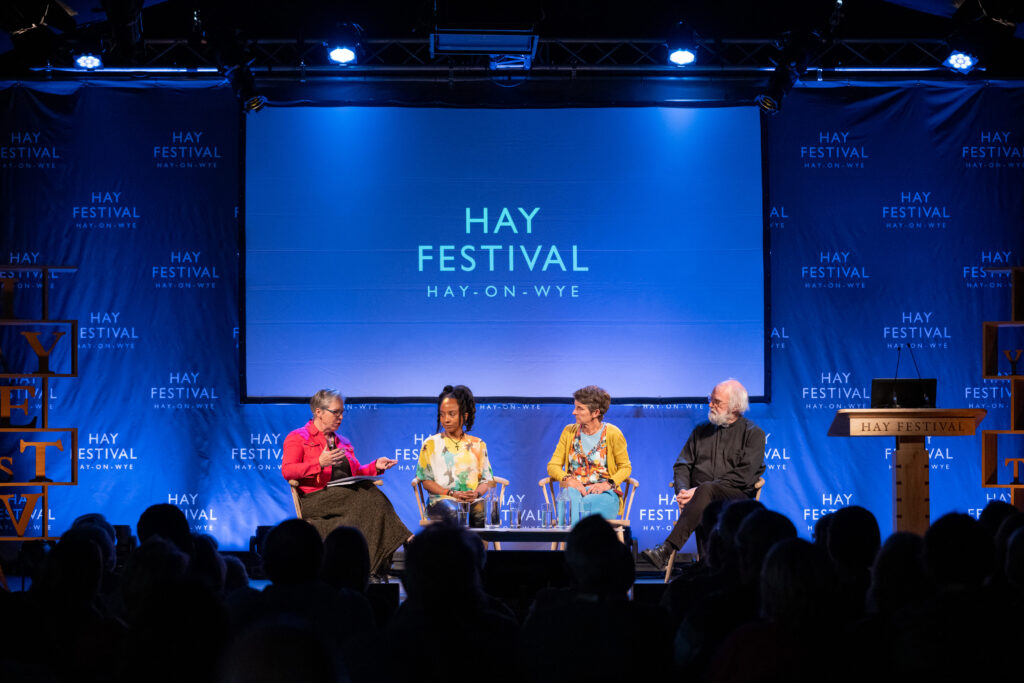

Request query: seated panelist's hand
[
  {"left": 585, "top": 481, "right": 612, "bottom": 495},
  {"left": 452, "top": 490, "right": 477, "bottom": 502},
  {"left": 676, "top": 488, "right": 696, "bottom": 507},
  {"left": 375, "top": 457, "right": 397, "bottom": 472},
  {"left": 319, "top": 447, "right": 345, "bottom": 468},
  {"left": 565, "top": 478, "right": 587, "bottom": 493}
]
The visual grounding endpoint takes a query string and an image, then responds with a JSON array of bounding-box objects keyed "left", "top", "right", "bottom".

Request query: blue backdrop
[{"left": 1, "top": 79, "right": 1022, "bottom": 551}]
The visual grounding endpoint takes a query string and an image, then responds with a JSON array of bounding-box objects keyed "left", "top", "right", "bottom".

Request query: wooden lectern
[{"left": 828, "top": 408, "right": 986, "bottom": 535}]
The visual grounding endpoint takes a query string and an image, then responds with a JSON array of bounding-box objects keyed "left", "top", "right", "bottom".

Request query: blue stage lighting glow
[
  {"left": 942, "top": 51, "right": 977, "bottom": 74},
  {"left": 328, "top": 47, "right": 357, "bottom": 64},
  {"left": 74, "top": 54, "right": 103, "bottom": 70},
  {"left": 668, "top": 48, "right": 696, "bottom": 66}
]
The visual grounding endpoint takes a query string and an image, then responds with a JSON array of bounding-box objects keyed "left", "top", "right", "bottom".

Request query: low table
[
  {"left": 468, "top": 527, "right": 573, "bottom": 543},
  {"left": 468, "top": 525, "right": 632, "bottom": 546}
]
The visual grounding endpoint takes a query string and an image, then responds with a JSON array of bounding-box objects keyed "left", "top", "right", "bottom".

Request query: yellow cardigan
[{"left": 547, "top": 422, "right": 632, "bottom": 488}]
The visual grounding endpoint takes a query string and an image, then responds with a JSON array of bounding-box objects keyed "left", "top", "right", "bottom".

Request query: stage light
[
  {"left": 74, "top": 53, "right": 104, "bottom": 70},
  {"left": 942, "top": 50, "right": 978, "bottom": 74},
  {"left": 325, "top": 23, "right": 364, "bottom": 66},
  {"left": 225, "top": 64, "right": 266, "bottom": 113},
  {"left": 668, "top": 49, "right": 696, "bottom": 66},
  {"left": 666, "top": 22, "right": 698, "bottom": 67},
  {"left": 327, "top": 47, "right": 356, "bottom": 64},
  {"left": 756, "top": 30, "right": 822, "bottom": 115}
]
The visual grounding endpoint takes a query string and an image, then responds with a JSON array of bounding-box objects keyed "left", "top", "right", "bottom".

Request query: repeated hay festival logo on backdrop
[
  {"left": 963, "top": 378, "right": 1011, "bottom": 410},
  {"left": 150, "top": 371, "right": 220, "bottom": 410},
  {"left": 168, "top": 493, "right": 217, "bottom": 533},
  {"left": 0, "top": 494, "right": 55, "bottom": 536},
  {"left": 962, "top": 130, "right": 1023, "bottom": 170},
  {"left": 153, "top": 130, "right": 222, "bottom": 169},
  {"left": 71, "top": 190, "right": 141, "bottom": 230},
  {"left": 392, "top": 432, "right": 431, "bottom": 474},
  {"left": 1, "top": 130, "right": 62, "bottom": 170},
  {"left": 763, "top": 432, "right": 791, "bottom": 472},
  {"left": 881, "top": 190, "right": 951, "bottom": 230},
  {"left": 769, "top": 205, "right": 789, "bottom": 230},
  {"left": 770, "top": 324, "right": 791, "bottom": 350},
  {"left": 882, "top": 437, "right": 954, "bottom": 472},
  {"left": 1, "top": 381, "right": 58, "bottom": 415},
  {"left": 4, "top": 252, "right": 61, "bottom": 291},
  {"left": 78, "top": 311, "right": 139, "bottom": 351},
  {"left": 802, "top": 492, "right": 856, "bottom": 532},
  {"left": 963, "top": 250, "right": 1014, "bottom": 289},
  {"left": 152, "top": 250, "right": 220, "bottom": 289},
  {"left": 800, "top": 130, "right": 869, "bottom": 170},
  {"left": 638, "top": 489, "right": 681, "bottom": 534},
  {"left": 882, "top": 310, "right": 951, "bottom": 350},
  {"left": 78, "top": 431, "right": 138, "bottom": 473},
  {"left": 232, "top": 432, "right": 283, "bottom": 472},
  {"left": 800, "top": 250, "right": 870, "bottom": 290},
  {"left": 801, "top": 370, "right": 869, "bottom": 410},
  {"left": 417, "top": 207, "right": 589, "bottom": 300}
]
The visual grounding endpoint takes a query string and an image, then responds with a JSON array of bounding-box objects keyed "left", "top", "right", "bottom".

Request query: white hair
[{"left": 722, "top": 379, "right": 750, "bottom": 415}]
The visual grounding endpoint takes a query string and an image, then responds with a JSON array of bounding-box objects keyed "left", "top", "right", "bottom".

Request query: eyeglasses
[
  {"left": 321, "top": 406, "right": 344, "bottom": 417},
  {"left": 708, "top": 396, "right": 727, "bottom": 408}
]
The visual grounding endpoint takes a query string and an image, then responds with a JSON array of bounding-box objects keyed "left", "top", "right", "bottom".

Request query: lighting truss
[{"left": 34, "top": 37, "right": 973, "bottom": 79}]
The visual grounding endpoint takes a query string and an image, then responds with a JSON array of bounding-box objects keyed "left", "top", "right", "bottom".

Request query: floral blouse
[
  {"left": 568, "top": 425, "right": 620, "bottom": 495},
  {"left": 416, "top": 433, "right": 493, "bottom": 505}
]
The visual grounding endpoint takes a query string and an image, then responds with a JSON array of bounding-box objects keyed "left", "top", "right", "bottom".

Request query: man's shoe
[{"left": 641, "top": 543, "right": 673, "bottom": 571}]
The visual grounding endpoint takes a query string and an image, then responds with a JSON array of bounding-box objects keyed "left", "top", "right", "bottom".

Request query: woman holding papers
[
  {"left": 416, "top": 384, "right": 495, "bottom": 527},
  {"left": 281, "top": 388, "right": 410, "bottom": 580}
]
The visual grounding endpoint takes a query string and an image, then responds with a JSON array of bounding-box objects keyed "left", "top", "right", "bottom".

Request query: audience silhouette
[{"left": 2, "top": 499, "right": 1020, "bottom": 681}]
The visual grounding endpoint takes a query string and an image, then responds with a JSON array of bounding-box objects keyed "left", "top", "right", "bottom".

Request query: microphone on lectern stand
[
  {"left": 906, "top": 342, "right": 929, "bottom": 406},
  {"left": 891, "top": 344, "right": 903, "bottom": 407}
]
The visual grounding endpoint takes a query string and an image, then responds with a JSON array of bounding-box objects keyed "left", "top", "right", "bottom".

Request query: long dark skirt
[{"left": 300, "top": 483, "right": 411, "bottom": 575}]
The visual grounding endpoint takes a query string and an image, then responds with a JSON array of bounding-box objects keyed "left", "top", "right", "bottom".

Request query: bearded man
[{"left": 641, "top": 379, "right": 766, "bottom": 570}]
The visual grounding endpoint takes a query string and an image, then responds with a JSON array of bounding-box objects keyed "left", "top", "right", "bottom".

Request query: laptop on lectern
[{"left": 870, "top": 378, "right": 937, "bottom": 409}]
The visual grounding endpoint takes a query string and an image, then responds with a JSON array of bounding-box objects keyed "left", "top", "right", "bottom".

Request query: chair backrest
[{"left": 539, "top": 476, "right": 639, "bottom": 521}]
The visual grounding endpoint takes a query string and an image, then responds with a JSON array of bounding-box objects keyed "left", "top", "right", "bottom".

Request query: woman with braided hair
[{"left": 415, "top": 384, "right": 495, "bottom": 527}]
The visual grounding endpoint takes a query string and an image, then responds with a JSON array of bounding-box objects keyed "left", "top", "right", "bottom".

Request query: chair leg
[{"left": 663, "top": 550, "right": 677, "bottom": 583}]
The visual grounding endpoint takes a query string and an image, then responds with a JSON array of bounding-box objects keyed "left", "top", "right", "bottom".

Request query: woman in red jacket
[{"left": 281, "top": 388, "right": 410, "bottom": 580}]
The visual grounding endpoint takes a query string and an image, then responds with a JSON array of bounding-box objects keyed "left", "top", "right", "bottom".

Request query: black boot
[{"left": 641, "top": 543, "right": 674, "bottom": 570}]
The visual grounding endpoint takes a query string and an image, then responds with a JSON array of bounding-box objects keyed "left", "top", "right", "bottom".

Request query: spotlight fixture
[
  {"left": 325, "top": 23, "right": 364, "bottom": 66},
  {"left": 225, "top": 64, "right": 266, "bottom": 113},
  {"left": 73, "top": 53, "right": 104, "bottom": 70},
  {"left": 756, "top": 31, "right": 821, "bottom": 115},
  {"left": 666, "top": 22, "right": 697, "bottom": 67},
  {"left": 942, "top": 50, "right": 978, "bottom": 74}
]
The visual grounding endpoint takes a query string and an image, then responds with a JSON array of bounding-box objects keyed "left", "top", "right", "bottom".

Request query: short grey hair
[{"left": 310, "top": 389, "right": 343, "bottom": 414}]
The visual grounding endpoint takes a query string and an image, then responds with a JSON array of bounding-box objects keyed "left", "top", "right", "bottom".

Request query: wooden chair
[
  {"left": 412, "top": 476, "right": 510, "bottom": 549},
  {"left": 538, "top": 476, "right": 639, "bottom": 548},
  {"left": 288, "top": 477, "right": 383, "bottom": 519},
  {"left": 663, "top": 476, "right": 765, "bottom": 582}
]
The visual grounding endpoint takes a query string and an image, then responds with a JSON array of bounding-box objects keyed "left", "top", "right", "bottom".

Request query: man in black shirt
[{"left": 641, "top": 379, "right": 766, "bottom": 570}]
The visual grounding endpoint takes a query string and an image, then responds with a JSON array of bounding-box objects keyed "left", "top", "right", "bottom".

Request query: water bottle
[{"left": 555, "top": 484, "right": 572, "bottom": 528}]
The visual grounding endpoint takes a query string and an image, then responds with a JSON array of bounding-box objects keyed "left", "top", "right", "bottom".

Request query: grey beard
[{"left": 708, "top": 410, "right": 730, "bottom": 426}]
